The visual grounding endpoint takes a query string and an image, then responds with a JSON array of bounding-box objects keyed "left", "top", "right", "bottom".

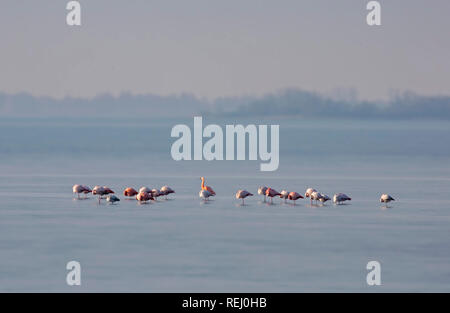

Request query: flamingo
[
  {"left": 160, "top": 186, "right": 175, "bottom": 199},
  {"left": 280, "top": 190, "right": 289, "bottom": 203},
  {"left": 72, "top": 184, "right": 85, "bottom": 199},
  {"left": 139, "top": 187, "right": 152, "bottom": 194},
  {"left": 310, "top": 191, "right": 318, "bottom": 203},
  {"left": 258, "top": 186, "right": 268, "bottom": 202},
  {"left": 151, "top": 188, "right": 163, "bottom": 200},
  {"left": 106, "top": 195, "right": 120, "bottom": 204},
  {"left": 311, "top": 191, "right": 331, "bottom": 204},
  {"left": 199, "top": 189, "right": 213, "bottom": 201},
  {"left": 265, "top": 188, "right": 281, "bottom": 204},
  {"left": 318, "top": 193, "right": 331, "bottom": 204},
  {"left": 305, "top": 188, "right": 317, "bottom": 199},
  {"left": 81, "top": 185, "right": 91, "bottom": 198},
  {"left": 200, "top": 177, "right": 216, "bottom": 196},
  {"left": 310, "top": 191, "right": 330, "bottom": 205},
  {"left": 333, "top": 193, "right": 351, "bottom": 205},
  {"left": 380, "top": 194, "right": 395, "bottom": 203},
  {"left": 288, "top": 192, "right": 304, "bottom": 205},
  {"left": 103, "top": 186, "right": 114, "bottom": 195},
  {"left": 123, "top": 187, "right": 138, "bottom": 198},
  {"left": 236, "top": 190, "right": 253, "bottom": 205},
  {"left": 136, "top": 191, "right": 154, "bottom": 203},
  {"left": 92, "top": 186, "right": 107, "bottom": 203}
]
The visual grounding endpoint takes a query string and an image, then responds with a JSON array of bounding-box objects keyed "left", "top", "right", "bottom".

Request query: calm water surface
[{"left": 0, "top": 117, "right": 449, "bottom": 292}]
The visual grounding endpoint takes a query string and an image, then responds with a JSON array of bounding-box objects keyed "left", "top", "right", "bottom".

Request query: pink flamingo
[
  {"left": 123, "top": 187, "right": 138, "bottom": 198},
  {"left": 92, "top": 186, "right": 113, "bottom": 203},
  {"left": 81, "top": 185, "right": 91, "bottom": 198},
  {"left": 288, "top": 192, "right": 304, "bottom": 205},
  {"left": 136, "top": 192, "right": 154, "bottom": 203},
  {"left": 200, "top": 177, "right": 216, "bottom": 196},
  {"left": 265, "top": 188, "right": 281, "bottom": 204}
]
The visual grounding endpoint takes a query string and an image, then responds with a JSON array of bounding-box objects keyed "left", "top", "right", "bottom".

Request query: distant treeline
[
  {"left": 207, "top": 89, "right": 450, "bottom": 120},
  {"left": 1, "top": 89, "right": 449, "bottom": 119}
]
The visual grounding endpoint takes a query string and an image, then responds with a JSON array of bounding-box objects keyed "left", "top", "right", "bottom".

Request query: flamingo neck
[{"left": 201, "top": 178, "right": 205, "bottom": 189}]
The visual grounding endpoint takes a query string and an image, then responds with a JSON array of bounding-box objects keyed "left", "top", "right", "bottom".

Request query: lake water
[{"left": 0, "top": 117, "right": 449, "bottom": 292}]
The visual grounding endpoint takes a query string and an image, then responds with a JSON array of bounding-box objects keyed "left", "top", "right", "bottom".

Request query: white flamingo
[
  {"left": 72, "top": 184, "right": 85, "bottom": 199},
  {"left": 92, "top": 186, "right": 107, "bottom": 203},
  {"left": 236, "top": 190, "right": 253, "bottom": 205},
  {"left": 139, "top": 187, "right": 152, "bottom": 194},
  {"left": 308, "top": 190, "right": 319, "bottom": 204},
  {"left": 160, "top": 186, "right": 175, "bottom": 199},
  {"left": 305, "top": 188, "right": 317, "bottom": 199},
  {"left": 333, "top": 193, "right": 351, "bottom": 204},
  {"left": 258, "top": 186, "right": 268, "bottom": 202},
  {"left": 318, "top": 193, "right": 331, "bottom": 204},
  {"left": 310, "top": 191, "right": 330, "bottom": 205},
  {"left": 380, "top": 194, "right": 395, "bottom": 203},
  {"left": 280, "top": 190, "right": 289, "bottom": 203},
  {"left": 151, "top": 188, "right": 162, "bottom": 200}
]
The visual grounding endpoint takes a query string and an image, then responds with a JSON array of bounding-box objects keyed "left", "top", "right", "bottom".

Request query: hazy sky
[{"left": 1, "top": 0, "right": 450, "bottom": 100}]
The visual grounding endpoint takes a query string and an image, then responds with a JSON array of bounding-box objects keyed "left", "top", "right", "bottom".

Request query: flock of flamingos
[{"left": 72, "top": 176, "right": 396, "bottom": 206}]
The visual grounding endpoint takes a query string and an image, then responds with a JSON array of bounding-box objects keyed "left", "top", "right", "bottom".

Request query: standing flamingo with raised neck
[{"left": 200, "top": 177, "right": 216, "bottom": 196}]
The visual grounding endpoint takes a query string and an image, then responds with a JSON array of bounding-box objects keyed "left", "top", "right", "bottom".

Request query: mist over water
[{"left": 1, "top": 117, "right": 449, "bottom": 292}]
